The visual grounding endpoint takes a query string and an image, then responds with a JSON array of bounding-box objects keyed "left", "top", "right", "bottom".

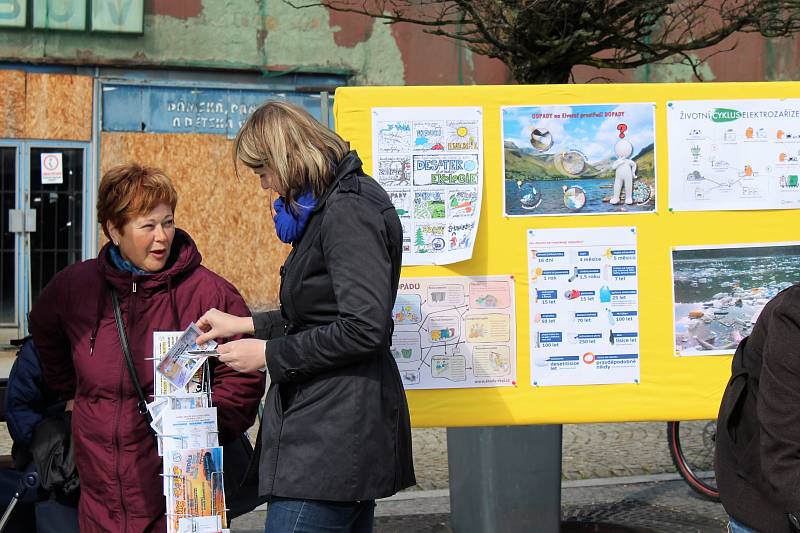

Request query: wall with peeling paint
[{"left": 0, "top": 0, "right": 509, "bottom": 86}]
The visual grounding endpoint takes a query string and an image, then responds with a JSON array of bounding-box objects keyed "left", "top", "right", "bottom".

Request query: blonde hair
[
  {"left": 233, "top": 100, "right": 349, "bottom": 208},
  {"left": 97, "top": 162, "right": 177, "bottom": 241}
]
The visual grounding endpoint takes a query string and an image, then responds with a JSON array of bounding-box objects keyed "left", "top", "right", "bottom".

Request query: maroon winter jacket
[{"left": 29, "top": 229, "right": 265, "bottom": 533}]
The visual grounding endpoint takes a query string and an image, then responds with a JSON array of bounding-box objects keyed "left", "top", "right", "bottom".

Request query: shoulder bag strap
[{"left": 110, "top": 287, "right": 153, "bottom": 424}]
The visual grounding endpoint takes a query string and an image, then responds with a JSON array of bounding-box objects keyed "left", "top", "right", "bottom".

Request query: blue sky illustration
[{"left": 502, "top": 104, "right": 655, "bottom": 163}]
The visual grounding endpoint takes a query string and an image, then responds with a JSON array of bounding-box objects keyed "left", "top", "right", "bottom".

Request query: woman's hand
[
  {"left": 195, "top": 308, "right": 254, "bottom": 346},
  {"left": 217, "top": 339, "right": 267, "bottom": 373}
]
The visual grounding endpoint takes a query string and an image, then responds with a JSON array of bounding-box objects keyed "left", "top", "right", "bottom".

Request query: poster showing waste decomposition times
[
  {"left": 502, "top": 103, "right": 656, "bottom": 216},
  {"left": 391, "top": 276, "right": 516, "bottom": 390},
  {"left": 528, "top": 227, "right": 640, "bottom": 386},
  {"left": 667, "top": 98, "right": 800, "bottom": 211},
  {"left": 372, "top": 107, "right": 483, "bottom": 265},
  {"left": 672, "top": 242, "right": 800, "bottom": 356}
]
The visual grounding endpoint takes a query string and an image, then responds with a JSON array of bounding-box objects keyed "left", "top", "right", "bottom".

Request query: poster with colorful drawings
[
  {"left": 391, "top": 276, "right": 516, "bottom": 389},
  {"left": 528, "top": 227, "right": 640, "bottom": 386},
  {"left": 372, "top": 107, "right": 483, "bottom": 265},
  {"left": 667, "top": 98, "right": 800, "bottom": 211},
  {"left": 502, "top": 103, "right": 656, "bottom": 216}
]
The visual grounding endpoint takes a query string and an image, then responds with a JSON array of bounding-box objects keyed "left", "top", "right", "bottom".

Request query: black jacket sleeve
[
  {"left": 252, "top": 310, "right": 287, "bottom": 341},
  {"left": 266, "top": 195, "right": 393, "bottom": 383}
]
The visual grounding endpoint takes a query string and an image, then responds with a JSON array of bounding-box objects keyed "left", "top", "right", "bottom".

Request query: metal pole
[
  {"left": 0, "top": 472, "right": 38, "bottom": 533},
  {"left": 447, "top": 424, "right": 562, "bottom": 533},
  {"left": 320, "top": 91, "right": 330, "bottom": 129}
]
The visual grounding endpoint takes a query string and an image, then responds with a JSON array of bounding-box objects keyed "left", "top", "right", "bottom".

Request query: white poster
[
  {"left": 668, "top": 98, "right": 800, "bottom": 211},
  {"left": 40, "top": 152, "right": 63, "bottom": 185},
  {"left": 528, "top": 227, "right": 640, "bottom": 386},
  {"left": 391, "top": 276, "right": 516, "bottom": 389},
  {"left": 372, "top": 107, "right": 483, "bottom": 265}
]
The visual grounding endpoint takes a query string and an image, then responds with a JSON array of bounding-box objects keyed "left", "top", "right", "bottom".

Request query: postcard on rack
[
  {"left": 177, "top": 515, "right": 222, "bottom": 533},
  {"left": 161, "top": 407, "right": 219, "bottom": 453},
  {"left": 157, "top": 323, "right": 217, "bottom": 390},
  {"left": 166, "top": 447, "right": 226, "bottom": 533}
]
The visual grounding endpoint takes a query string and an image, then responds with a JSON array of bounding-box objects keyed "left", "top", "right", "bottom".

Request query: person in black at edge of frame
[
  {"left": 0, "top": 337, "right": 78, "bottom": 533},
  {"left": 716, "top": 281, "right": 800, "bottom": 533}
]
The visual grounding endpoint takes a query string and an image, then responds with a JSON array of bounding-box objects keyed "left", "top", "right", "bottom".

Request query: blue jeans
[
  {"left": 728, "top": 516, "right": 759, "bottom": 533},
  {"left": 265, "top": 497, "right": 375, "bottom": 533}
]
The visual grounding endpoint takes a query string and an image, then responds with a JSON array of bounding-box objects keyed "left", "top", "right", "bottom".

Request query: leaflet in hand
[{"left": 157, "top": 323, "right": 217, "bottom": 390}]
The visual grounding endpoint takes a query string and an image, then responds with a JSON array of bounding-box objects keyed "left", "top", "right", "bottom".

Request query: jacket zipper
[{"left": 114, "top": 290, "right": 131, "bottom": 531}]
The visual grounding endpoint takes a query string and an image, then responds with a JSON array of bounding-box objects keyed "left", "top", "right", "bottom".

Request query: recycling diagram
[
  {"left": 391, "top": 276, "right": 516, "bottom": 389},
  {"left": 668, "top": 98, "right": 800, "bottom": 211}
]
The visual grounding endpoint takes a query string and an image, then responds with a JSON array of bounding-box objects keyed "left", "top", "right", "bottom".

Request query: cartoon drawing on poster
[
  {"left": 391, "top": 276, "right": 516, "bottom": 389},
  {"left": 376, "top": 156, "right": 412, "bottom": 187},
  {"left": 528, "top": 227, "right": 640, "bottom": 386},
  {"left": 413, "top": 122, "right": 445, "bottom": 151},
  {"left": 414, "top": 190, "right": 446, "bottom": 219},
  {"left": 672, "top": 242, "right": 800, "bottom": 356},
  {"left": 387, "top": 189, "right": 413, "bottom": 218},
  {"left": 667, "top": 99, "right": 800, "bottom": 211},
  {"left": 376, "top": 121, "right": 412, "bottom": 153},
  {"left": 446, "top": 121, "right": 480, "bottom": 151},
  {"left": 446, "top": 221, "right": 475, "bottom": 251},
  {"left": 448, "top": 189, "right": 478, "bottom": 217},
  {"left": 414, "top": 224, "right": 447, "bottom": 254},
  {"left": 373, "top": 107, "right": 483, "bottom": 265},
  {"left": 502, "top": 103, "right": 657, "bottom": 216}
]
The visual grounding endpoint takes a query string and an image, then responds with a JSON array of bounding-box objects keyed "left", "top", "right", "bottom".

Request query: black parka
[
  {"left": 715, "top": 284, "right": 800, "bottom": 532},
  {"left": 253, "top": 151, "right": 416, "bottom": 501}
]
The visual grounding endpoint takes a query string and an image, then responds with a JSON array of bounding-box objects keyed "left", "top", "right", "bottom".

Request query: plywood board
[
  {"left": 25, "top": 73, "right": 93, "bottom": 141},
  {"left": 0, "top": 70, "right": 26, "bottom": 138}
]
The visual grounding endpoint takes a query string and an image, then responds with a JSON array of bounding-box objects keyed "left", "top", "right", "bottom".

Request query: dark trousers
[{"left": 265, "top": 497, "right": 375, "bottom": 533}]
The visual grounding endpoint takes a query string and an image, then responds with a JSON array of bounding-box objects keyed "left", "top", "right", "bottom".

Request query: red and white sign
[{"left": 40, "top": 153, "right": 63, "bottom": 185}]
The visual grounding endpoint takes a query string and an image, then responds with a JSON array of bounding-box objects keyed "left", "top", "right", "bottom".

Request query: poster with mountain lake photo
[{"left": 502, "top": 103, "right": 657, "bottom": 216}]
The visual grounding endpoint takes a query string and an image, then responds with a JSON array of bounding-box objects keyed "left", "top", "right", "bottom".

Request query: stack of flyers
[
  {"left": 165, "top": 447, "right": 226, "bottom": 533},
  {"left": 157, "top": 323, "right": 217, "bottom": 390}
]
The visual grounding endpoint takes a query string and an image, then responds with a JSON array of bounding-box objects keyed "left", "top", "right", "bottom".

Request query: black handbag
[
  {"left": 223, "top": 427, "right": 268, "bottom": 520},
  {"left": 111, "top": 288, "right": 268, "bottom": 521}
]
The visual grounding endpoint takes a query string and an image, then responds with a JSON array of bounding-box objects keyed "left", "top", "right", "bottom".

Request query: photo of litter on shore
[{"left": 673, "top": 243, "right": 800, "bottom": 356}]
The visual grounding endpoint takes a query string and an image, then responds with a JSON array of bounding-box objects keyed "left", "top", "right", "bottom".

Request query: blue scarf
[
  {"left": 109, "top": 245, "right": 149, "bottom": 274},
  {"left": 273, "top": 191, "right": 318, "bottom": 243}
]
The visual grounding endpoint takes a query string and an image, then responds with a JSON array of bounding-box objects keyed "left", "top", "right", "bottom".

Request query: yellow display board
[{"left": 333, "top": 82, "right": 800, "bottom": 427}]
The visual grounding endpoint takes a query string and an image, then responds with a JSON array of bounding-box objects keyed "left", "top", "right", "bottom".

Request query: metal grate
[{"left": 0, "top": 147, "right": 16, "bottom": 324}]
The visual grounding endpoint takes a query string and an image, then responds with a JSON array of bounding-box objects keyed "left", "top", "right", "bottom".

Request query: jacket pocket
[{"left": 719, "top": 372, "right": 748, "bottom": 443}]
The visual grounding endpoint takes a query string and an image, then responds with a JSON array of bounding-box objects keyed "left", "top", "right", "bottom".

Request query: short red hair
[{"left": 97, "top": 163, "right": 178, "bottom": 241}]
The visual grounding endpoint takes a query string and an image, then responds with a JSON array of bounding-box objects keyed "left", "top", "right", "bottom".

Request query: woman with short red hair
[{"left": 29, "top": 162, "right": 265, "bottom": 532}]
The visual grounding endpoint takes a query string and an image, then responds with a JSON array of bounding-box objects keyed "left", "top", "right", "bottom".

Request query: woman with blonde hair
[
  {"left": 195, "top": 100, "right": 415, "bottom": 532},
  {"left": 29, "top": 163, "right": 265, "bottom": 532}
]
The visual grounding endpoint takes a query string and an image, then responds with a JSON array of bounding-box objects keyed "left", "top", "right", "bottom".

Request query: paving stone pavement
[{"left": 409, "top": 422, "right": 679, "bottom": 490}]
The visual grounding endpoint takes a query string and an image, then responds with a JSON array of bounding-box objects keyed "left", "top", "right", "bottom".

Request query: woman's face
[
  {"left": 252, "top": 165, "right": 284, "bottom": 195},
  {"left": 108, "top": 203, "right": 176, "bottom": 273}
]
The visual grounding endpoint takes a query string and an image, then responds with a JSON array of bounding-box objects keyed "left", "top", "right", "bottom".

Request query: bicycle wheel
[{"left": 667, "top": 420, "right": 720, "bottom": 501}]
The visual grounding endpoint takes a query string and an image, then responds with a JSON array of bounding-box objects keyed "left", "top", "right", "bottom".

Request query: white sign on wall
[{"left": 40, "top": 153, "right": 63, "bottom": 185}]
